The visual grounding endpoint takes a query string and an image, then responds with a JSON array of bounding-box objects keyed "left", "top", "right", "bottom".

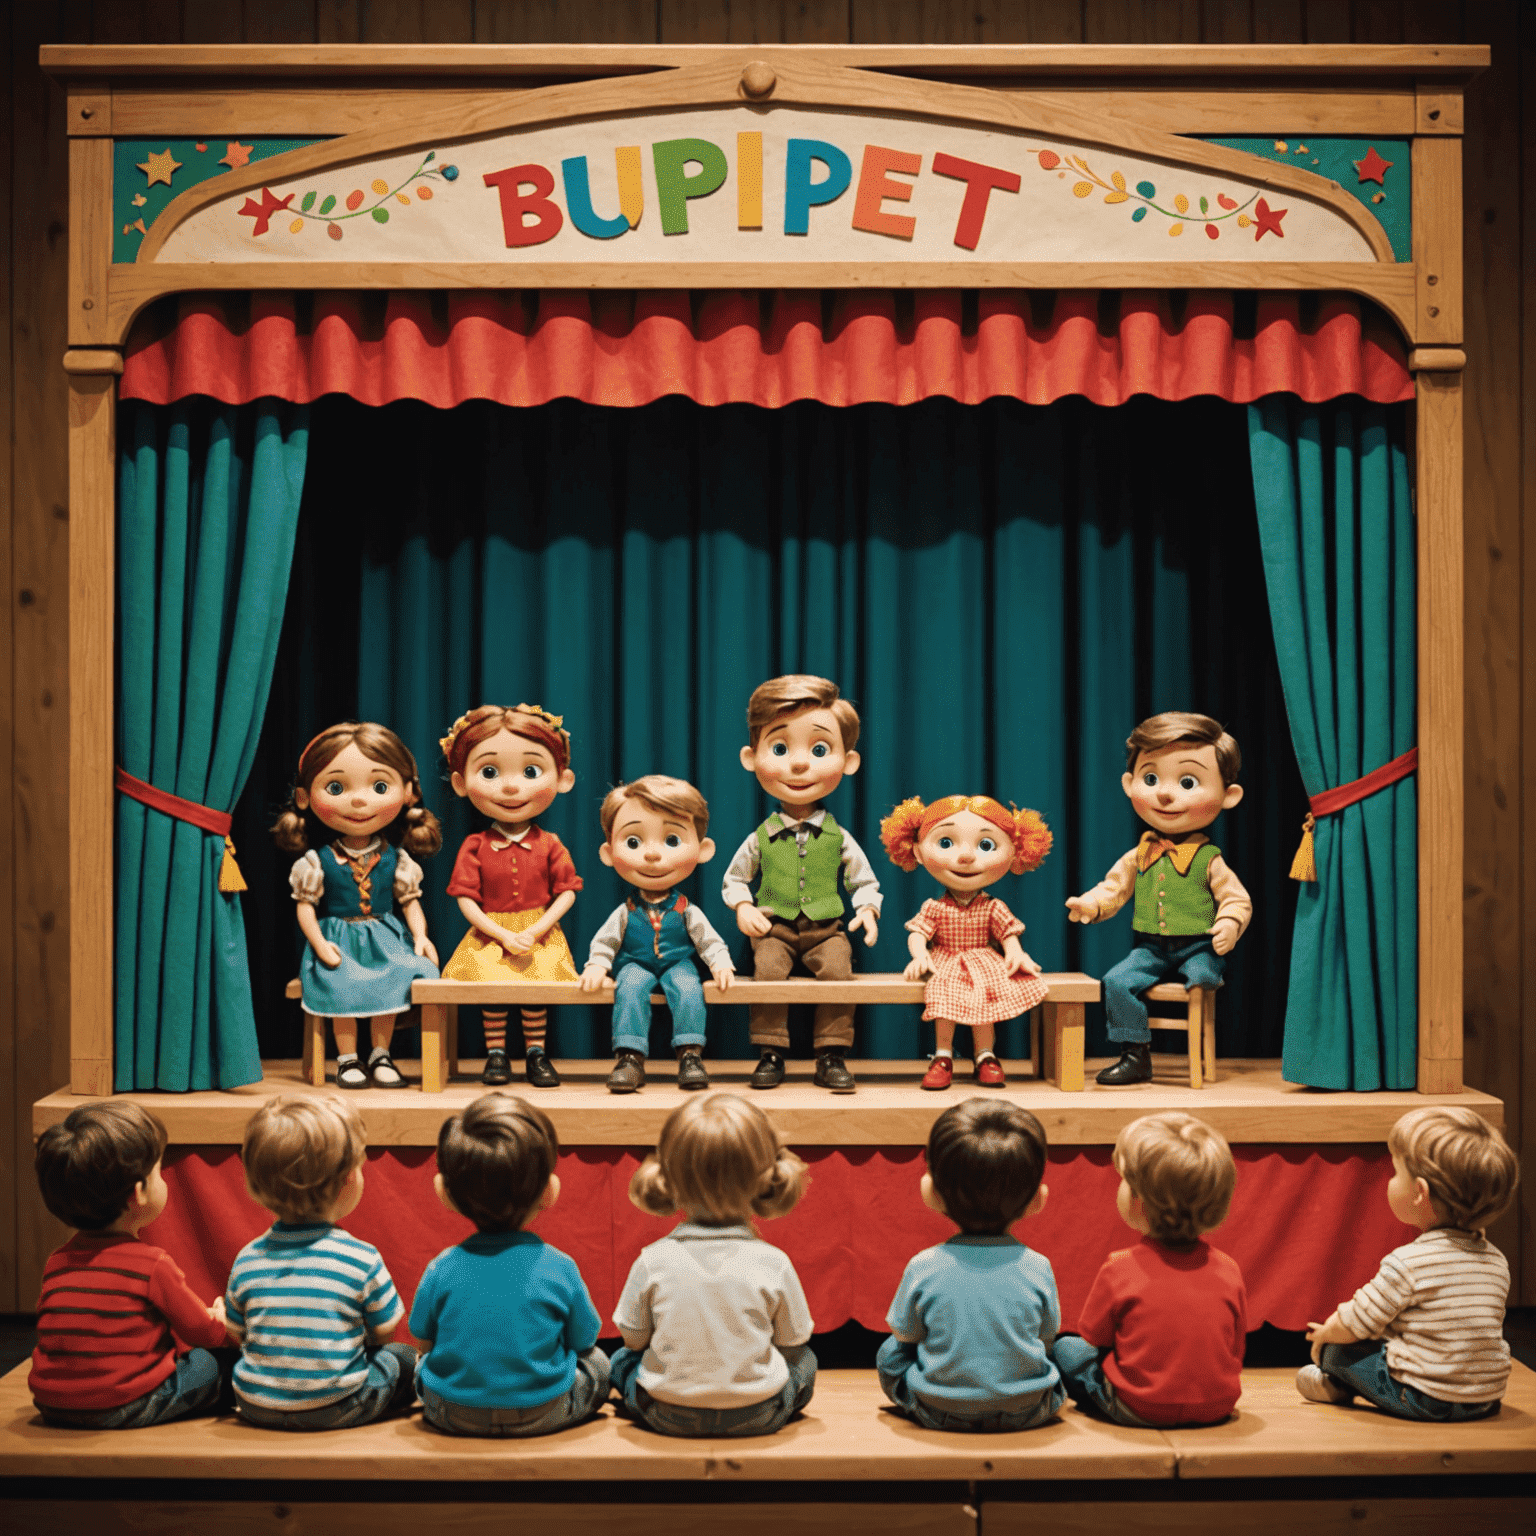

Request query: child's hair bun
[
  {"left": 401, "top": 803, "right": 444, "bottom": 858},
  {"left": 879, "top": 797, "right": 928, "bottom": 871},
  {"left": 751, "top": 1148, "right": 810, "bottom": 1219},
  {"left": 1008, "top": 806, "right": 1053, "bottom": 875},
  {"left": 270, "top": 806, "right": 310, "bottom": 853},
  {"left": 628, "top": 1154, "right": 678, "bottom": 1218}
]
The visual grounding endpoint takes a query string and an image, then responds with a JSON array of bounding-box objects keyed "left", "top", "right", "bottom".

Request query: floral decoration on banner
[
  {"left": 238, "top": 150, "right": 459, "bottom": 241},
  {"left": 1032, "top": 149, "right": 1286, "bottom": 242}
]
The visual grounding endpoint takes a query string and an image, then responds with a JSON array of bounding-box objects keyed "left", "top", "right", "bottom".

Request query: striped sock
[
  {"left": 482, "top": 1011, "right": 507, "bottom": 1054},
  {"left": 522, "top": 1008, "right": 548, "bottom": 1053}
]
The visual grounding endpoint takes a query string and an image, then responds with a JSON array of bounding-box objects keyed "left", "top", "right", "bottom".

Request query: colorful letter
[
  {"left": 738, "top": 131, "right": 763, "bottom": 230},
  {"left": 616, "top": 145, "right": 643, "bottom": 229},
  {"left": 931, "top": 152, "right": 1021, "bottom": 251},
  {"left": 784, "top": 138, "right": 852, "bottom": 236},
  {"left": 483, "top": 163, "right": 563, "bottom": 248},
  {"left": 653, "top": 138, "right": 729, "bottom": 236},
  {"left": 852, "top": 144, "right": 922, "bottom": 240},
  {"left": 561, "top": 156, "right": 629, "bottom": 240}
]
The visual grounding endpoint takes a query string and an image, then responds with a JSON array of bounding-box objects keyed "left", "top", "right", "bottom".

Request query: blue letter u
[
  {"left": 783, "top": 139, "right": 852, "bottom": 236},
  {"left": 561, "top": 155, "right": 629, "bottom": 240}
]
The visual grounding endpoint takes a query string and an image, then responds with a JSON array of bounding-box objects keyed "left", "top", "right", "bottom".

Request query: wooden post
[
  {"left": 420, "top": 1003, "right": 448, "bottom": 1093},
  {"left": 1048, "top": 1003, "right": 1086, "bottom": 1093}
]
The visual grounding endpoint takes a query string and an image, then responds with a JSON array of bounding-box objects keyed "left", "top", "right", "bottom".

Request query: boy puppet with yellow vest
[
  {"left": 722, "top": 676, "right": 883, "bottom": 1094},
  {"left": 1067, "top": 713, "right": 1252, "bottom": 1087}
]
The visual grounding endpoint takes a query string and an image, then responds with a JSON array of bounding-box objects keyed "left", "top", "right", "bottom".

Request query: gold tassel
[
  {"left": 1289, "top": 812, "right": 1318, "bottom": 883},
  {"left": 219, "top": 835, "right": 248, "bottom": 893}
]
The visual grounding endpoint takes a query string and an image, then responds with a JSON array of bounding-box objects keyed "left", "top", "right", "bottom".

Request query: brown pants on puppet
[{"left": 748, "top": 915, "right": 855, "bottom": 1052}]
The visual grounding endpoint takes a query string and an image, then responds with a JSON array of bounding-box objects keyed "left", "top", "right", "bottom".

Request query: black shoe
[
  {"left": 482, "top": 1048, "right": 512, "bottom": 1086},
  {"left": 749, "top": 1049, "right": 786, "bottom": 1090},
  {"left": 607, "top": 1049, "right": 646, "bottom": 1094},
  {"left": 814, "top": 1051, "right": 856, "bottom": 1093},
  {"left": 677, "top": 1050, "right": 710, "bottom": 1091},
  {"left": 369, "top": 1051, "right": 409, "bottom": 1089},
  {"left": 524, "top": 1048, "right": 561, "bottom": 1088},
  {"left": 1096, "top": 1043, "right": 1153, "bottom": 1086},
  {"left": 335, "top": 1055, "right": 368, "bottom": 1090}
]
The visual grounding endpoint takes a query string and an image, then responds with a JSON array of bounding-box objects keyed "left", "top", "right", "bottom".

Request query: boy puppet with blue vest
[
  {"left": 581, "top": 776, "right": 736, "bottom": 1094},
  {"left": 722, "top": 675, "right": 883, "bottom": 1095},
  {"left": 1066, "top": 713, "right": 1252, "bottom": 1087}
]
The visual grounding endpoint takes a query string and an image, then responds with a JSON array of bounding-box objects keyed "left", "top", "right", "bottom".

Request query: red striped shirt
[{"left": 29, "top": 1231, "right": 227, "bottom": 1410}]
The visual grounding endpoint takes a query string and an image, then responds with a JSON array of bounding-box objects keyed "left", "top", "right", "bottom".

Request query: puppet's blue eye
[
  {"left": 479, "top": 765, "right": 499, "bottom": 781},
  {"left": 1142, "top": 772, "right": 1159, "bottom": 787},
  {"left": 770, "top": 742, "right": 788, "bottom": 757},
  {"left": 938, "top": 837, "right": 954, "bottom": 850},
  {"left": 522, "top": 765, "right": 541, "bottom": 780},
  {"left": 323, "top": 781, "right": 344, "bottom": 797},
  {"left": 811, "top": 743, "right": 829, "bottom": 758},
  {"left": 625, "top": 837, "right": 642, "bottom": 850},
  {"left": 979, "top": 838, "right": 997, "bottom": 852},
  {"left": 665, "top": 835, "right": 682, "bottom": 848},
  {"left": 1179, "top": 775, "right": 1198, "bottom": 791},
  {"left": 373, "top": 780, "right": 389, "bottom": 795}
]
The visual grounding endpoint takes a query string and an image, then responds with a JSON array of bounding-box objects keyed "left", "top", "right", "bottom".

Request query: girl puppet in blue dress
[{"left": 272, "top": 722, "right": 443, "bottom": 1089}]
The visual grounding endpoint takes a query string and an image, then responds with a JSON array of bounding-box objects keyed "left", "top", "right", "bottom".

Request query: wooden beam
[
  {"left": 1412, "top": 135, "right": 1462, "bottom": 346},
  {"left": 66, "top": 137, "right": 111, "bottom": 348}
]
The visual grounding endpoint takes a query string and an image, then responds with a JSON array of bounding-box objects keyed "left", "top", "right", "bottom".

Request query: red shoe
[
  {"left": 975, "top": 1055, "right": 1007, "bottom": 1087},
  {"left": 921, "top": 1056, "right": 954, "bottom": 1091}
]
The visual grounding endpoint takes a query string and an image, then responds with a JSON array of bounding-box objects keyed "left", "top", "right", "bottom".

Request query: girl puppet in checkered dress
[{"left": 881, "top": 796, "right": 1053, "bottom": 1092}]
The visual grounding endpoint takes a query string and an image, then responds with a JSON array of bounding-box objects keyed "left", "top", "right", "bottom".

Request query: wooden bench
[{"left": 287, "top": 973, "right": 1100, "bottom": 1094}]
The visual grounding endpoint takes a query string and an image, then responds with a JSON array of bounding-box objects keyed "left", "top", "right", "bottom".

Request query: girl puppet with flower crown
[
  {"left": 273, "top": 722, "right": 444, "bottom": 1090},
  {"left": 880, "top": 796, "right": 1053, "bottom": 1091},
  {"left": 439, "top": 704, "right": 583, "bottom": 1089}
]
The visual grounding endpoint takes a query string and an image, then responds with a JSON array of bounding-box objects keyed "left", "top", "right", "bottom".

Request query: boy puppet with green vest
[
  {"left": 1066, "top": 713, "right": 1252, "bottom": 1087},
  {"left": 722, "top": 675, "right": 883, "bottom": 1094}
]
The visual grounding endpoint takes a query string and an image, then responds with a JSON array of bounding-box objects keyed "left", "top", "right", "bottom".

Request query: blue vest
[
  {"left": 317, "top": 842, "right": 398, "bottom": 921},
  {"left": 617, "top": 893, "right": 695, "bottom": 972}
]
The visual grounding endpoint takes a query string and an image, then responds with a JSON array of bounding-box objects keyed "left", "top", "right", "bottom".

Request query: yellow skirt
[{"left": 441, "top": 907, "right": 579, "bottom": 983}]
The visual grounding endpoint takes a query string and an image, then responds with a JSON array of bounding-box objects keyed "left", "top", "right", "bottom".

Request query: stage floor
[{"left": 34, "top": 1057, "right": 1503, "bottom": 1147}]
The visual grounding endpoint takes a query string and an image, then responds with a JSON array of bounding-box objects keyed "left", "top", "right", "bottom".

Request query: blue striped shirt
[{"left": 226, "top": 1223, "right": 404, "bottom": 1411}]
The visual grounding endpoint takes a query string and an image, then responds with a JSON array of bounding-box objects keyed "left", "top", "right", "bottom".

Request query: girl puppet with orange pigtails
[
  {"left": 273, "top": 723, "right": 444, "bottom": 1090},
  {"left": 880, "top": 796, "right": 1054, "bottom": 1091},
  {"left": 439, "top": 704, "right": 582, "bottom": 1089}
]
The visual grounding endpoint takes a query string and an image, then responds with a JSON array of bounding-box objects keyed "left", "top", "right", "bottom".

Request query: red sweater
[
  {"left": 29, "top": 1230, "right": 228, "bottom": 1410},
  {"left": 1077, "top": 1237, "right": 1247, "bottom": 1426}
]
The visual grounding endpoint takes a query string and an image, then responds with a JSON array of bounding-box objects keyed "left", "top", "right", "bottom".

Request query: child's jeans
[
  {"left": 1103, "top": 937, "right": 1225, "bottom": 1043},
  {"left": 612, "top": 960, "right": 707, "bottom": 1055},
  {"left": 610, "top": 1342, "right": 816, "bottom": 1437},
  {"left": 37, "top": 1346, "right": 234, "bottom": 1429},
  {"left": 1050, "top": 1335, "right": 1158, "bottom": 1427},
  {"left": 877, "top": 1336, "right": 1065, "bottom": 1433},
  {"left": 1318, "top": 1341, "right": 1502, "bottom": 1422},
  {"left": 236, "top": 1342, "right": 418, "bottom": 1431},
  {"left": 419, "top": 1346, "right": 611, "bottom": 1437}
]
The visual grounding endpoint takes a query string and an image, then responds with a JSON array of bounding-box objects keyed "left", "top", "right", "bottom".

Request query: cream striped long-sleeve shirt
[{"left": 1337, "top": 1227, "right": 1511, "bottom": 1402}]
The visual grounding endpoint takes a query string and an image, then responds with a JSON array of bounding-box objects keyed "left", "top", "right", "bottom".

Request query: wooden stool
[{"left": 1144, "top": 983, "right": 1216, "bottom": 1089}]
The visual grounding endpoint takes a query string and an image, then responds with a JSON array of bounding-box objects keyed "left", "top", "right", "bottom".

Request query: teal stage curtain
[
  {"left": 1248, "top": 399, "right": 1416, "bottom": 1090},
  {"left": 117, "top": 399, "right": 309, "bottom": 1090},
  {"left": 234, "top": 393, "right": 1304, "bottom": 1062}
]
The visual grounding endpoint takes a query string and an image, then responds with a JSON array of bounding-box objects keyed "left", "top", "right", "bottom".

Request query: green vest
[
  {"left": 755, "top": 813, "right": 846, "bottom": 922},
  {"left": 1132, "top": 842, "right": 1220, "bottom": 936}
]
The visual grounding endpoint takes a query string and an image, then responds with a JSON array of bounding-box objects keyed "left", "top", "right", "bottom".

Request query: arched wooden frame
[{"left": 47, "top": 42, "right": 1483, "bottom": 1097}]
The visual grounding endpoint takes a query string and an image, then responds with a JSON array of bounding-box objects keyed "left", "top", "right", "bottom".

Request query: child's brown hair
[
  {"left": 440, "top": 703, "right": 572, "bottom": 780},
  {"left": 630, "top": 1093, "right": 807, "bottom": 1223},
  {"left": 1389, "top": 1106, "right": 1519, "bottom": 1232},
  {"left": 437, "top": 1093, "right": 559, "bottom": 1233},
  {"left": 599, "top": 775, "right": 710, "bottom": 842},
  {"left": 926, "top": 1099, "right": 1047, "bottom": 1235},
  {"left": 242, "top": 1096, "right": 366, "bottom": 1224},
  {"left": 1115, "top": 1111, "right": 1236, "bottom": 1247},
  {"left": 34, "top": 1102, "right": 169, "bottom": 1231},
  {"left": 1124, "top": 712, "right": 1241, "bottom": 788},
  {"left": 746, "top": 675, "right": 860, "bottom": 752}
]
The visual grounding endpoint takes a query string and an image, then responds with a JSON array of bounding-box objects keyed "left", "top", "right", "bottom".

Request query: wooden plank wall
[{"left": 2, "top": 1, "right": 1530, "bottom": 1309}]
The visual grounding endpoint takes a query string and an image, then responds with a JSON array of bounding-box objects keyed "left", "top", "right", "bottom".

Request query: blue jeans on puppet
[
  {"left": 609, "top": 1343, "right": 817, "bottom": 1437},
  {"left": 37, "top": 1346, "right": 236, "bottom": 1429},
  {"left": 612, "top": 960, "right": 707, "bottom": 1057},
  {"left": 419, "top": 1346, "right": 611, "bottom": 1438},
  {"left": 1317, "top": 1341, "right": 1501, "bottom": 1422},
  {"left": 236, "top": 1342, "right": 419, "bottom": 1431},
  {"left": 1104, "top": 936, "right": 1225, "bottom": 1044},
  {"left": 1050, "top": 1334, "right": 1159, "bottom": 1427},
  {"left": 876, "top": 1336, "right": 1065, "bottom": 1433}
]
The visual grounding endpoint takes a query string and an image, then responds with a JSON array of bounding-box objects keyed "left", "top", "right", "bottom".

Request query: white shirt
[{"left": 613, "top": 1221, "right": 814, "bottom": 1408}]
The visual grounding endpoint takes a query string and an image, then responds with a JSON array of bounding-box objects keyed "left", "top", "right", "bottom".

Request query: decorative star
[
  {"left": 131, "top": 193, "right": 147, "bottom": 207},
  {"left": 1353, "top": 146, "right": 1393, "bottom": 185},
  {"left": 195, "top": 142, "right": 207, "bottom": 152},
  {"left": 237, "top": 186, "right": 295, "bottom": 237},
  {"left": 1252, "top": 197, "right": 1287, "bottom": 241},
  {"left": 137, "top": 148, "right": 182, "bottom": 186},
  {"left": 220, "top": 141, "right": 253, "bottom": 170}
]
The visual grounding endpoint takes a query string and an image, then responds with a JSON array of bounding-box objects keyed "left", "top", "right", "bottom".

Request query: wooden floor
[{"left": 32, "top": 1057, "right": 1504, "bottom": 1147}]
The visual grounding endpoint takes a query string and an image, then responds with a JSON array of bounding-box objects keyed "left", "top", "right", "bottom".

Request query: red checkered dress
[{"left": 907, "top": 893, "right": 1049, "bottom": 1026}]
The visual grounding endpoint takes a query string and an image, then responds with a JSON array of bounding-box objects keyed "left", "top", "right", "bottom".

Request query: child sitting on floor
[
  {"left": 1051, "top": 1111, "right": 1246, "bottom": 1427},
  {"left": 30, "top": 1102, "right": 233, "bottom": 1428},
  {"left": 611, "top": 1094, "right": 816, "bottom": 1437},
  {"left": 226, "top": 1095, "right": 417, "bottom": 1431},
  {"left": 1300, "top": 1106, "right": 1518, "bottom": 1421},
  {"left": 878, "top": 1099, "right": 1066, "bottom": 1432},
  {"left": 412, "top": 1093, "right": 609, "bottom": 1436}
]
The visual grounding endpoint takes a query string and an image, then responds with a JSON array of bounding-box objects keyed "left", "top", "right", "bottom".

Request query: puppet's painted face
[
  {"left": 1121, "top": 741, "right": 1243, "bottom": 837},
  {"left": 599, "top": 798, "right": 716, "bottom": 894},
  {"left": 297, "top": 741, "right": 414, "bottom": 842},
  {"left": 915, "top": 809, "right": 1014, "bottom": 895},
  {"left": 452, "top": 727, "right": 575, "bottom": 826},
  {"left": 739, "top": 706, "right": 860, "bottom": 809}
]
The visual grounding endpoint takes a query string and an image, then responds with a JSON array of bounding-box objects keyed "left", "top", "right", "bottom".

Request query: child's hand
[
  {"left": 736, "top": 904, "right": 774, "bottom": 938},
  {"left": 499, "top": 926, "right": 538, "bottom": 955},
  {"left": 904, "top": 952, "right": 933, "bottom": 981},
  {"left": 209, "top": 1295, "right": 226, "bottom": 1327},
  {"left": 847, "top": 909, "right": 879, "bottom": 946},
  {"left": 1209, "top": 917, "right": 1240, "bottom": 956},
  {"left": 1305, "top": 1312, "right": 1356, "bottom": 1353},
  {"left": 578, "top": 964, "right": 612, "bottom": 993},
  {"left": 711, "top": 964, "right": 735, "bottom": 992},
  {"left": 1007, "top": 946, "right": 1042, "bottom": 978},
  {"left": 415, "top": 935, "right": 439, "bottom": 965},
  {"left": 314, "top": 939, "right": 344, "bottom": 968},
  {"left": 1064, "top": 895, "right": 1098, "bottom": 925}
]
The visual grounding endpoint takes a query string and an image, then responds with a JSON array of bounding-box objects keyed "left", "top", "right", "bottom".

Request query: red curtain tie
[
  {"left": 1290, "top": 748, "right": 1417, "bottom": 882},
  {"left": 115, "top": 766, "right": 247, "bottom": 891}
]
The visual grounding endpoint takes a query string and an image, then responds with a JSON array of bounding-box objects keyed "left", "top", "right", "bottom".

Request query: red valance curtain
[{"left": 120, "top": 289, "right": 1413, "bottom": 410}]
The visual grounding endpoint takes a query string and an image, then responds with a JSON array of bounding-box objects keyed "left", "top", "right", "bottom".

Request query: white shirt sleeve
[
  {"left": 720, "top": 831, "right": 762, "bottom": 910},
  {"left": 288, "top": 850, "right": 325, "bottom": 904},
  {"left": 392, "top": 849, "right": 425, "bottom": 903},
  {"left": 613, "top": 1252, "right": 654, "bottom": 1346},
  {"left": 585, "top": 904, "right": 629, "bottom": 971},
  {"left": 683, "top": 904, "right": 734, "bottom": 973},
  {"left": 838, "top": 829, "right": 884, "bottom": 915},
  {"left": 771, "top": 1254, "right": 816, "bottom": 1348}
]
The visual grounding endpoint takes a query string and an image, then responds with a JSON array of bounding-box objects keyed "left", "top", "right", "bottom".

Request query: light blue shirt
[{"left": 887, "top": 1234, "right": 1061, "bottom": 1409}]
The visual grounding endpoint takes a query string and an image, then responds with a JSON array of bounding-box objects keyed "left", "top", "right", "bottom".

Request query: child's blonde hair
[
  {"left": 599, "top": 775, "right": 710, "bottom": 841},
  {"left": 746, "top": 675, "right": 860, "bottom": 751},
  {"left": 630, "top": 1093, "right": 807, "bottom": 1223},
  {"left": 242, "top": 1095, "right": 366, "bottom": 1225},
  {"left": 1115, "top": 1112, "right": 1235, "bottom": 1247},
  {"left": 1389, "top": 1107, "right": 1519, "bottom": 1232}
]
